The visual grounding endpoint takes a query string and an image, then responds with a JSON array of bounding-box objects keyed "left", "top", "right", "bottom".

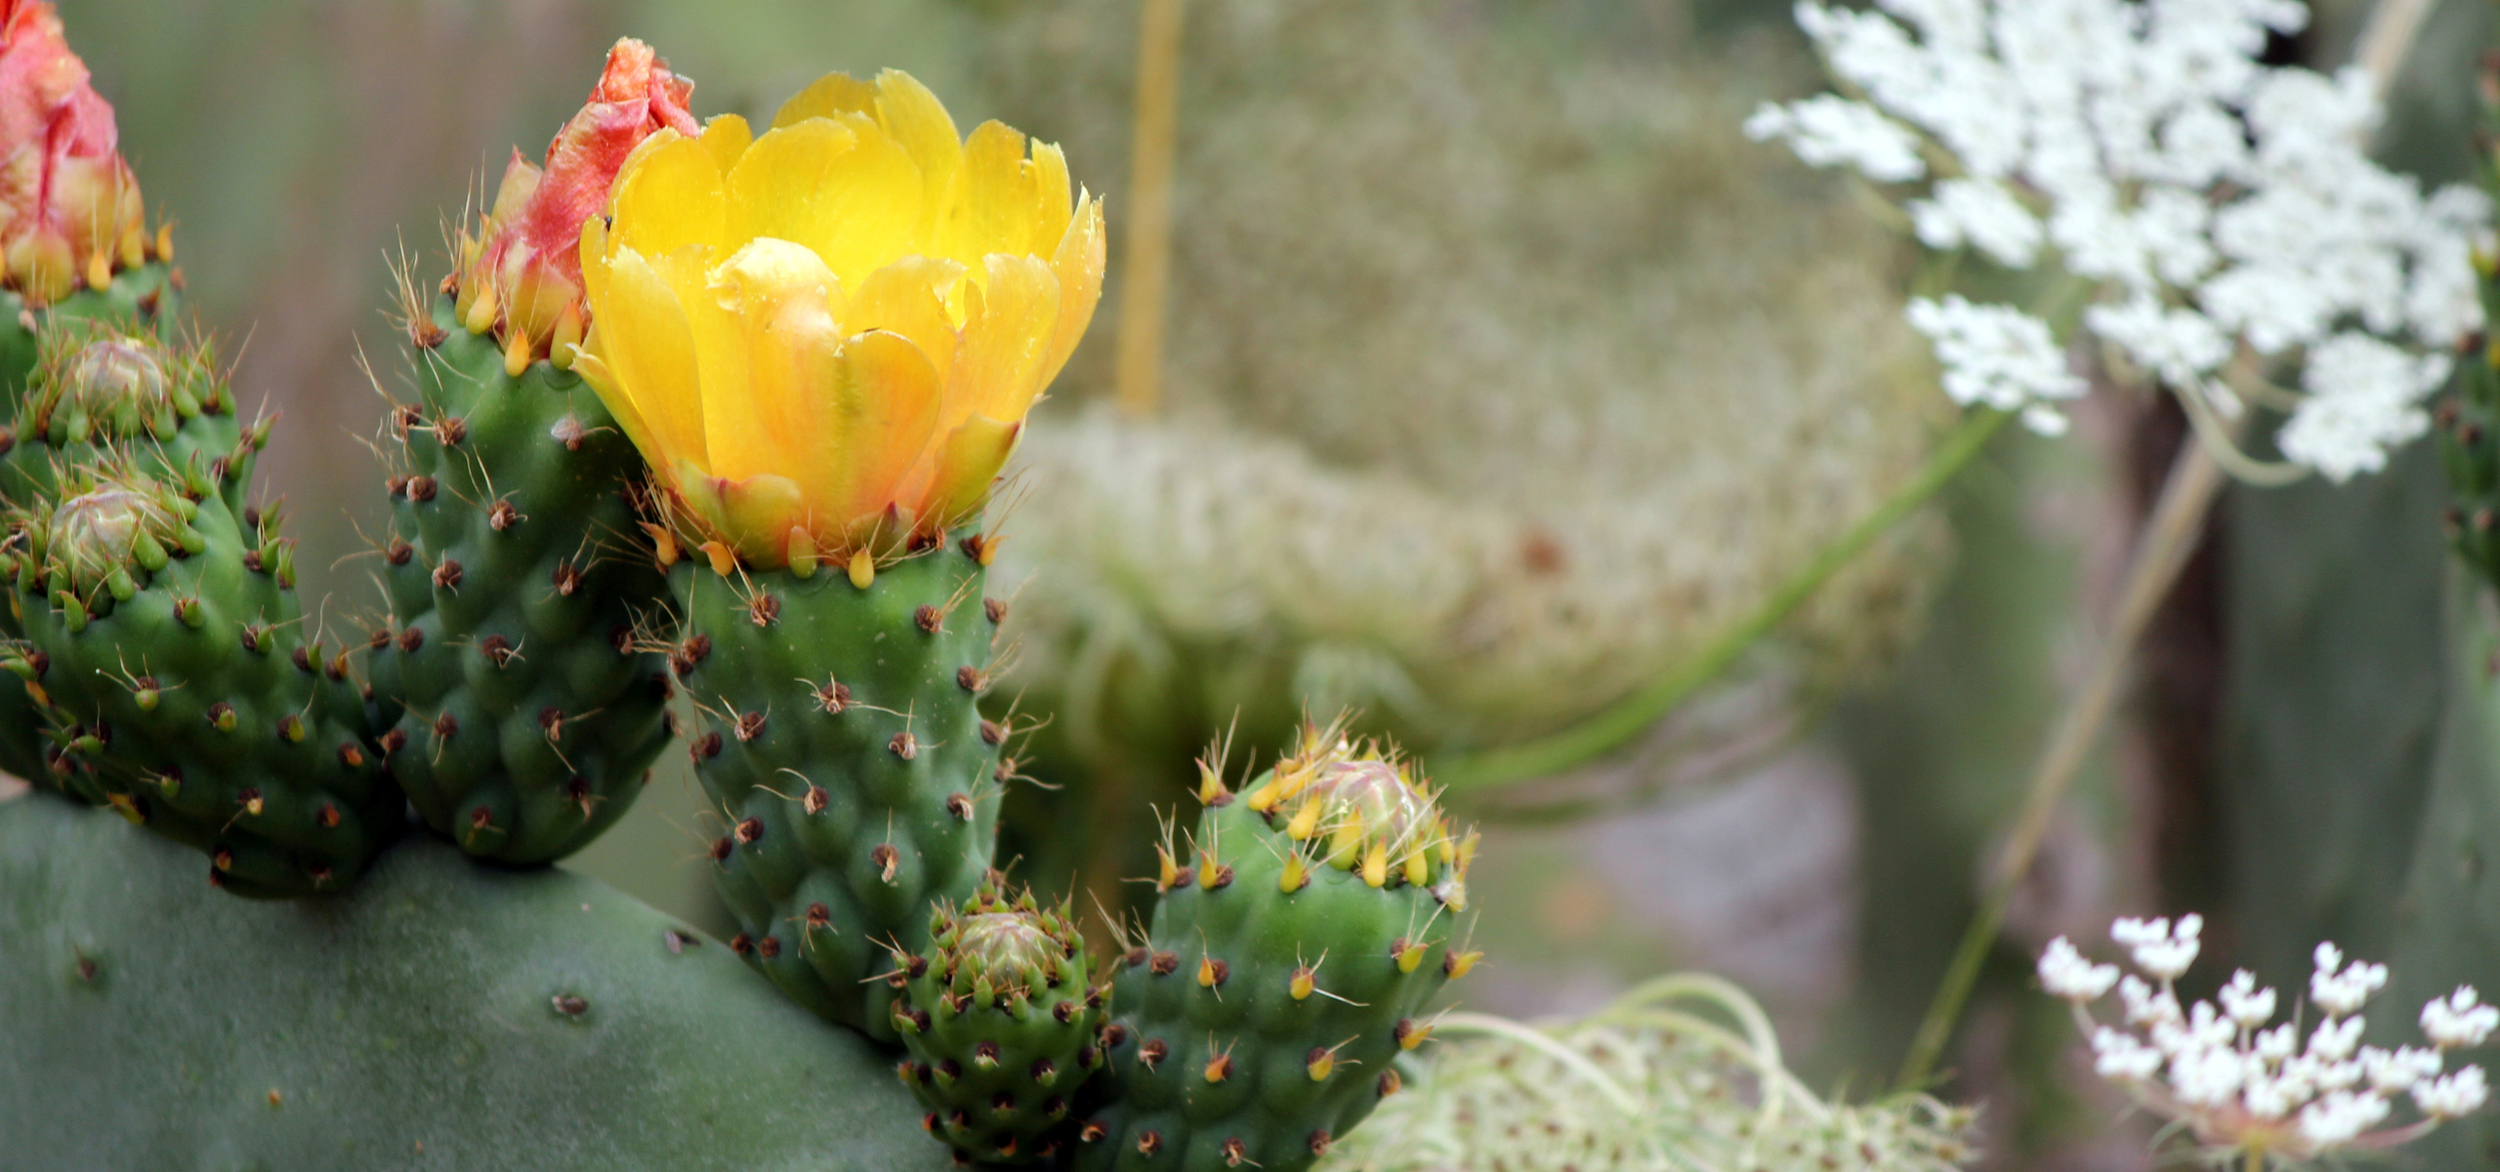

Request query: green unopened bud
[{"left": 42, "top": 480, "right": 189, "bottom": 605}]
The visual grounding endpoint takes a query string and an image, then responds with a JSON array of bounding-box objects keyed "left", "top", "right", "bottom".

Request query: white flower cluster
[
  {"left": 1747, "top": 0, "right": 2486, "bottom": 477},
  {"left": 2038, "top": 920, "right": 2494, "bottom": 1161}
]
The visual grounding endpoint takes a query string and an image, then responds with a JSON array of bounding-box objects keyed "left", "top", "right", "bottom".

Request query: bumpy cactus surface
[
  {"left": 897, "top": 879, "right": 1108, "bottom": 1164},
  {"left": 10, "top": 463, "right": 393, "bottom": 896},
  {"left": 681, "top": 534, "right": 1005, "bottom": 1040},
  {"left": 366, "top": 295, "right": 674, "bottom": 864},
  {"left": 361, "top": 40, "right": 690, "bottom": 866},
  {"left": 1079, "top": 725, "right": 1477, "bottom": 1171}
]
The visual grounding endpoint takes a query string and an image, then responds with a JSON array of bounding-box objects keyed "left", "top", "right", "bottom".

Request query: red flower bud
[
  {"left": 0, "top": 0, "right": 148, "bottom": 306},
  {"left": 455, "top": 38, "right": 696, "bottom": 369}
]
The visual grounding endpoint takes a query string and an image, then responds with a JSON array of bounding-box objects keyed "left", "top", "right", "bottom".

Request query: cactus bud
[
  {"left": 453, "top": 38, "right": 694, "bottom": 367},
  {"left": 0, "top": 1, "right": 153, "bottom": 306}
]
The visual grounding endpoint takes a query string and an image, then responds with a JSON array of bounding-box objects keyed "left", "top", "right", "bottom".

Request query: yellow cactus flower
[{"left": 572, "top": 68, "right": 1105, "bottom": 570}]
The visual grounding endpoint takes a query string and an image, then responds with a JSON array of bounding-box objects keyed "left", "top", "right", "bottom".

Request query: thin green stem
[
  {"left": 1895, "top": 437, "right": 2227, "bottom": 1091},
  {"left": 1432, "top": 408, "right": 2011, "bottom": 797}
]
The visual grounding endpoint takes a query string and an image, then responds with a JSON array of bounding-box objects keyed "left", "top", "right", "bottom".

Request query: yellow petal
[
  {"left": 578, "top": 213, "right": 611, "bottom": 305},
  {"left": 873, "top": 70, "right": 962, "bottom": 225},
  {"left": 675, "top": 463, "right": 806, "bottom": 567},
  {"left": 773, "top": 71, "right": 878, "bottom": 128},
  {"left": 609, "top": 133, "right": 727, "bottom": 261},
  {"left": 937, "top": 121, "right": 1039, "bottom": 268},
  {"left": 1027, "top": 140, "right": 1072, "bottom": 254},
  {"left": 951, "top": 253, "right": 1060, "bottom": 423},
  {"left": 916, "top": 414, "right": 1020, "bottom": 529},
  {"left": 849, "top": 256, "right": 964, "bottom": 385},
  {"left": 800, "top": 329, "right": 940, "bottom": 532},
  {"left": 701, "top": 238, "right": 845, "bottom": 486},
  {"left": 727, "top": 117, "right": 923, "bottom": 291},
  {"left": 591, "top": 245, "right": 707, "bottom": 472},
  {"left": 567, "top": 343, "right": 655, "bottom": 461},
  {"left": 700, "top": 113, "right": 754, "bottom": 174},
  {"left": 1039, "top": 194, "right": 1106, "bottom": 392}
]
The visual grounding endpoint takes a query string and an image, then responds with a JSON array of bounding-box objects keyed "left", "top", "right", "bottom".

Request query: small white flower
[
  {"left": 2112, "top": 913, "right": 2203, "bottom": 980},
  {"left": 2217, "top": 969, "right": 2278, "bottom": 1030},
  {"left": 2244, "top": 1073, "right": 2300, "bottom": 1121},
  {"left": 2093, "top": 1026, "right": 2165, "bottom": 1081},
  {"left": 2416, "top": 1067, "right": 2491, "bottom": 1119},
  {"left": 2423, "top": 987, "right": 2500, "bottom": 1049},
  {"left": 1904, "top": 295, "right": 2087, "bottom": 431},
  {"left": 2309, "top": 1015, "right": 2365, "bottom": 1063},
  {"left": 2254, "top": 1022, "right": 2299, "bottom": 1064},
  {"left": 2038, "top": 936, "right": 2121, "bottom": 1001},
  {"left": 1911, "top": 177, "right": 2044, "bottom": 266},
  {"left": 2121, "top": 973, "right": 2184, "bottom": 1027},
  {"left": 2298, "top": 1088, "right": 2391, "bottom": 1148},
  {"left": 2280, "top": 335, "right": 2452, "bottom": 483},
  {"left": 2086, "top": 295, "right": 2232, "bottom": 390},
  {"left": 1744, "top": 96, "right": 1926, "bottom": 183},
  {"left": 2362, "top": 1045, "right": 2443, "bottom": 1096},
  {"left": 2168, "top": 1040, "right": 2250, "bottom": 1107}
]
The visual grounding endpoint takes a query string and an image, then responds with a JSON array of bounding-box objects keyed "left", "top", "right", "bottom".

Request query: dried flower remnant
[
  {"left": 1749, "top": 0, "right": 2486, "bottom": 478},
  {"left": 2037, "top": 919, "right": 2494, "bottom": 1165}
]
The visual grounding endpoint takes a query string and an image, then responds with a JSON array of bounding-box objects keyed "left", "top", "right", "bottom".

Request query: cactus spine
[
  {"left": 678, "top": 529, "right": 1006, "bottom": 1041},
  {"left": 1078, "top": 724, "right": 1478, "bottom": 1171},
  {"left": 364, "top": 295, "right": 674, "bottom": 864},
  {"left": 896, "top": 878, "right": 1109, "bottom": 1164}
]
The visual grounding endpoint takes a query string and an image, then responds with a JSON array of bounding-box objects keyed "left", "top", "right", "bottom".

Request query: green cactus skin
[
  {"left": 678, "top": 531, "right": 1005, "bottom": 1042},
  {"left": 0, "top": 791, "right": 952, "bottom": 1172},
  {"left": 896, "top": 881, "right": 1109, "bottom": 1165},
  {"left": 9, "top": 467, "right": 396, "bottom": 897},
  {"left": 0, "top": 266, "right": 187, "bottom": 790},
  {"left": 364, "top": 297, "right": 673, "bottom": 865},
  {"left": 1077, "top": 734, "right": 1478, "bottom": 1172}
]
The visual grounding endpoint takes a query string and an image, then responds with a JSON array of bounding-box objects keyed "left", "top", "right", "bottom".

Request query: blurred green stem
[
  {"left": 1896, "top": 435, "right": 2226, "bottom": 1090},
  {"left": 1433, "top": 407, "right": 2010, "bottom": 796}
]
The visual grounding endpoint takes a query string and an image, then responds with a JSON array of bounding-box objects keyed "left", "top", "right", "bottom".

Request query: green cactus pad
[
  {"left": 896, "top": 880, "right": 1109, "bottom": 1164},
  {"left": 678, "top": 533, "right": 1005, "bottom": 1042},
  {"left": 1078, "top": 725, "right": 1479, "bottom": 1172},
  {"left": 365, "top": 297, "right": 673, "bottom": 865},
  {"left": 0, "top": 790, "right": 950, "bottom": 1172},
  {"left": 9, "top": 466, "right": 395, "bottom": 897}
]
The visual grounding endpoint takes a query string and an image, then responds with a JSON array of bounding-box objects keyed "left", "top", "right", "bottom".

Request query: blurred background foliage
[{"left": 56, "top": 0, "right": 2500, "bottom": 1167}]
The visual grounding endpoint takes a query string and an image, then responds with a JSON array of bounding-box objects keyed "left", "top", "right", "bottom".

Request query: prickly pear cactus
[
  {"left": 1077, "top": 725, "right": 1477, "bottom": 1171},
  {"left": 360, "top": 38, "right": 690, "bottom": 866},
  {"left": 895, "top": 878, "right": 1108, "bottom": 1164},
  {"left": 8, "top": 465, "right": 395, "bottom": 896},
  {"left": 679, "top": 535, "right": 1006, "bottom": 1042},
  {"left": 365, "top": 297, "right": 674, "bottom": 864}
]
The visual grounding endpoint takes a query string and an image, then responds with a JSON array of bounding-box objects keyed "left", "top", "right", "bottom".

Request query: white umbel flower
[
  {"left": 1758, "top": 0, "right": 2488, "bottom": 481},
  {"left": 2037, "top": 917, "right": 2492, "bottom": 1163}
]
